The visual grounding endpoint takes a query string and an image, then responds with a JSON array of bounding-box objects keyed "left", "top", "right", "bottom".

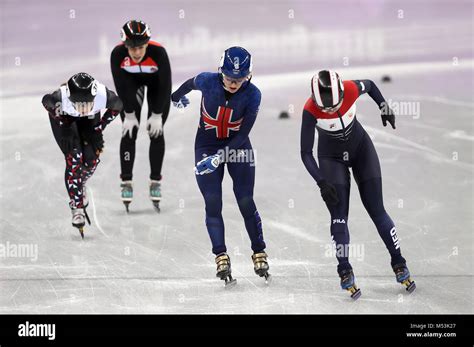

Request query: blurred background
[{"left": 1, "top": 0, "right": 472, "bottom": 97}]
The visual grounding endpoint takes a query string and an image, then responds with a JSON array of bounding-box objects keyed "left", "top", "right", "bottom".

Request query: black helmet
[
  {"left": 66, "top": 72, "right": 97, "bottom": 103},
  {"left": 121, "top": 20, "right": 151, "bottom": 47},
  {"left": 311, "top": 70, "right": 344, "bottom": 112}
]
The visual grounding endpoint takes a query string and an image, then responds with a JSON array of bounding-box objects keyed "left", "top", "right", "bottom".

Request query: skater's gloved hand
[
  {"left": 172, "top": 96, "right": 190, "bottom": 109},
  {"left": 147, "top": 112, "right": 163, "bottom": 138},
  {"left": 194, "top": 154, "right": 221, "bottom": 175},
  {"left": 60, "top": 126, "right": 78, "bottom": 153},
  {"left": 122, "top": 111, "right": 139, "bottom": 139},
  {"left": 317, "top": 180, "right": 339, "bottom": 206},
  {"left": 380, "top": 102, "right": 396, "bottom": 129},
  {"left": 82, "top": 128, "right": 104, "bottom": 154}
]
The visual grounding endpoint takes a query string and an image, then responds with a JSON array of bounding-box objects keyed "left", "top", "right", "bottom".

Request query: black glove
[
  {"left": 59, "top": 126, "right": 78, "bottom": 153},
  {"left": 82, "top": 128, "right": 104, "bottom": 154},
  {"left": 317, "top": 180, "right": 339, "bottom": 206},
  {"left": 380, "top": 102, "right": 396, "bottom": 129}
]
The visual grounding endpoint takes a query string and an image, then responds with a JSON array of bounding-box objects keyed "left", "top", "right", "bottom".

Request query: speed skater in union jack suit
[
  {"left": 171, "top": 46, "right": 270, "bottom": 286},
  {"left": 300, "top": 70, "right": 416, "bottom": 299}
]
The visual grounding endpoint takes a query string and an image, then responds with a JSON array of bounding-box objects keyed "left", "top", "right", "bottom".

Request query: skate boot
[
  {"left": 120, "top": 181, "right": 133, "bottom": 212},
  {"left": 339, "top": 269, "right": 361, "bottom": 300},
  {"left": 215, "top": 253, "right": 236, "bottom": 287},
  {"left": 71, "top": 208, "right": 90, "bottom": 239},
  {"left": 251, "top": 251, "right": 271, "bottom": 284},
  {"left": 149, "top": 180, "right": 161, "bottom": 212},
  {"left": 393, "top": 263, "right": 416, "bottom": 293}
]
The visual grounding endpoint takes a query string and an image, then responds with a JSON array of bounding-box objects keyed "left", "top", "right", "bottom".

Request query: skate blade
[
  {"left": 403, "top": 279, "right": 416, "bottom": 293},
  {"left": 84, "top": 209, "right": 91, "bottom": 225},
  {"left": 264, "top": 273, "right": 272, "bottom": 285},
  {"left": 152, "top": 202, "right": 161, "bottom": 213},
  {"left": 224, "top": 278, "right": 237, "bottom": 288},
  {"left": 75, "top": 226, "right": 84, "bottom": 239},
  {"left": 347, "top": 286, "right": 362, "bottom": 300}
]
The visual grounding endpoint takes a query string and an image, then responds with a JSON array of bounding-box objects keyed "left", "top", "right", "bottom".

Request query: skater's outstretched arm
[
  {"left": 171, "top": 72, "right": 214, "bottom": 105},
  {"left": 353, "top": 79, "right": 396, "bottom": 129},
  {"left": 171, "top": 76, "right": 200, "bottom": 102},
  {"left": 353, "top": 80, "right": 385, "bottom": 106},
  {"left": 300, "top": 110, "right": 324, "bottom": 183}
]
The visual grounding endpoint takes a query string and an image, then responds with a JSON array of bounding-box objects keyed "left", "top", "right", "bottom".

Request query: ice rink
[{"left": 0, "top": 0, "right": 472, "bottom": 314}]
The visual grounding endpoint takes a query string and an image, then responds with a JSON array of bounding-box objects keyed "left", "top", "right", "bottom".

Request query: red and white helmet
[{"left": 311, "top": 70, "right": 344, "bottom": 113}]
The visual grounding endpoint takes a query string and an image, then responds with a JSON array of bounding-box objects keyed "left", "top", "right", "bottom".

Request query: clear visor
[
  {"left": 73, "top": 101, "right": 94, "bottom": 116},
  {"left": 222, "top": 74, "right": 248, "bottom": 84}
]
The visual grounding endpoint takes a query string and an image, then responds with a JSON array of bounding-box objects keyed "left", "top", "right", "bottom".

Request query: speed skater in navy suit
[
  {"left": 300, "top": 70, "right": 416, "bottom": 299},
  {"left": 171, "top": 46, "right": 270, "bottom": 286}
]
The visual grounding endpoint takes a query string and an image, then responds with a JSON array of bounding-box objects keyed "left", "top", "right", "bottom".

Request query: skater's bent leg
[
  {"left": 319, "top": 157, "right": 352, "bottom": 274},
  {"left": 82, "top": 158, "right": 100, "bottom": 185},
  {"left": 227, "top": 154, "right": 266, "bottom": 253},
  {"left": 327, "top": 183, "right": 352, "bottom": 274},
  {"left": 352, "top": 134, "right": 405, "bottom": 266},
  {"left": 149, "top": 134, "right": 164, "bottom": 181},
  {"left": 236, "top": 195, "right": 266, "bottom": 253},
  {"left": 120, "top": 126, "right": 139, "bottom": 181},
  {"left": 49, "top": 116, "right": 85, "bottom": 208},
  {"left": 203, "top": 193, "right": 225, "bottom": 254},
  {"left": 358, "top": 177, "right": 406, "bottom": 266},
  {"left": 81, "top": 143, "right": 100, "bottom": 185},
  {"left": 64, "top": 149, "right": 85, "bottom": 209},
  {"left": 147, "top": 82, "right": 169, "bottom": 182},
  {"left": 195, "top": 153, "right": 226, "bottom": 255}
]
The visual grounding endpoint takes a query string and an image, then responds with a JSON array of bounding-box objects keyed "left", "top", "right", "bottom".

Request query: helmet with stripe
[
  {"left": 311, "top": 70, "right": 344, "bottom": 113},
  {"left": 121, "top": 20, "right": 151, "bottom": 48},
  {"left": 218, "top": 46, "right": 252, "bottom": 79}
]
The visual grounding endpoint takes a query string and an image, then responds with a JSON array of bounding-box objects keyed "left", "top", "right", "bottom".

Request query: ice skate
[
  {"left": 71, "top": 208, "right": 90, "bottom": 239},
  {"left": 149, "top": 180, "right": 161, "bottom": 212},
  {"left": 393, "top": 263, "right": 416, "bottom": 293},
  {"left": 120, "top": 181, "right": 133, "bottom": 212},
  {"left": 339, "top": 269, "right": 361, "bottom": 300},
  {"left": 251, "top": 251, "right": 271, "bottom": 284},
  {"left": 215, "top": 253, "right": 236, "bottom": 287}
]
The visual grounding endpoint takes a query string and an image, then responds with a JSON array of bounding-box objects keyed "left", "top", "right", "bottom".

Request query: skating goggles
[{"left": 222, "top": 74, "right": 248, "bottom": 84}]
